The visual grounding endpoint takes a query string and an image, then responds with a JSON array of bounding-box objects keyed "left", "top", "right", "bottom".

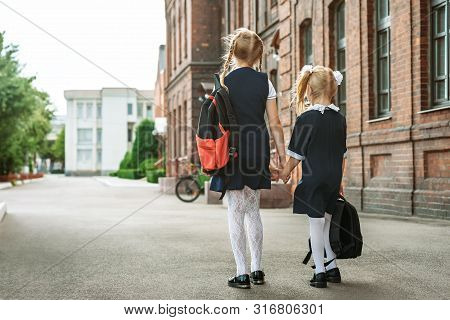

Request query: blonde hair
[
  {"left": 220, "top": 28, "right": 264, "bottom": 89},
  {"left": 292, "top": 65, "right": 338, "bottom": 115}
]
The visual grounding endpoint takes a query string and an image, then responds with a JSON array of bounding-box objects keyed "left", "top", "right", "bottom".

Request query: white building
[{"left": 64, "top": 88, "right": 154, "bottom": 175}]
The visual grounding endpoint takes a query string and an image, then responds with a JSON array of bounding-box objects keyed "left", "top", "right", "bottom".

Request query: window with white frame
[
  {"left": 86, "top": 102, "right": 93, "bottom": 119},
  {"left": 137, "top": 102, "right": 143, "bottom": 117},
  {"left": 76, "top": 102, "right": 84, "bottom": 118},
  {"left": 77, "top": 149, "right": 92, "bottom": 167},
  {"left": 96, "top": 102, "right": 102, "bottom": 119},
  {"left": 336, "top": 1, "right": 346, "bottom": 115},
  {"left": 77, "top": 128, "right": 93, "bottom": 145},
  {"left": 432, "top": 0, "right": 450, "bottom": 107},
  {"left": 375, "top": 0, "right": 391, "bottom": 117}
]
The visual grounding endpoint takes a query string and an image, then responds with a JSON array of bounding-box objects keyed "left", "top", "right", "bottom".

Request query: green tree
[
  {"left": 52, "top": 127, "right": 65, "bottom": 166},
  {"left": 130, "top": 119, "right": 158, "bottom": 168},
  {"left": 0, "top": 32, "right": 52, "bottom": 174}
]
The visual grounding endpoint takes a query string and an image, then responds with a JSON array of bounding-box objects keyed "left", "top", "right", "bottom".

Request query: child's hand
[
  {"left": 339, "top": 183, "right": 344, "bottom": 196},
  {"left": 269, "top": 164, "right": 280, "bottom": 181},
  {"left": 278, "top": 170, "right": 290, "bottom": 184}
]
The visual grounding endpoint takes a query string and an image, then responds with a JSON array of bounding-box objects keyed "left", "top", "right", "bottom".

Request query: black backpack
[
  {"left": 303, "top": 196, "right": 363, "bottom": 267},
  {"left": 196, "top": 74, "right": 239, "bottom": 199}
]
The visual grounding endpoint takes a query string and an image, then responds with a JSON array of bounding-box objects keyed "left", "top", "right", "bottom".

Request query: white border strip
[{"left": 286, "top": 149, "right": 305, "bottom": 161}]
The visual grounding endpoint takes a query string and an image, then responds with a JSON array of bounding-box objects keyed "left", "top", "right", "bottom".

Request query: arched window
[
  {"left": 336, "top": 1, "right": 346, "bottom": 115},
  {"left": 300, "top": 20, "right": 313, "bottom": 66},
  {"left": 375, "top": 0, "right": 391, "bottom": 117},
  {"left": 432, "top": 0, "right": 450, "bottom": 107}
]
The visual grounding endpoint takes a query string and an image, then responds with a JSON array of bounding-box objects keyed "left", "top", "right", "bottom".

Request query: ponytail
[
  {"left": 292, "top": 65, "right": 338, "bottom": 115},
  {"left": 258, "top": 37, "right": 264, "bottom": 71},
  {"left": 294, "top": 70, "right": 313, "bottom": 115},
  {"left": 220, "top": 37, "right": 237, "bottom": 90}
]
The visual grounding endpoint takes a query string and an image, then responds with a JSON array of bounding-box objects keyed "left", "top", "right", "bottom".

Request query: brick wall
[
  {"left": 275, "top": 0, "right": 449, "bottom": 219},
  {"left": 164, "top": 0, "right": 223, "bottom": 176},
  {"left": 162, "top": 0, "right": 449, "bottom": 218}
]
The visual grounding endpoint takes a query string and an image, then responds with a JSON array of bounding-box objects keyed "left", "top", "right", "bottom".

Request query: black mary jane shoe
[
  {"left": 228, "top": 274, "right": 251, "bottom": 289},
  {"left": 250, "top": 271, "right": 265, "bottom": 285},
  {"left": 326, "top": 268, "right": 341, "bottom": 283},
  {"left": 310, "top": 272, "right": 327, "bottom": 288}
]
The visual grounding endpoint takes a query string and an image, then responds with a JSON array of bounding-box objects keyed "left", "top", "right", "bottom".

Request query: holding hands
[{"left": 269, "top": 153, "right": 290, "bottom": 183}]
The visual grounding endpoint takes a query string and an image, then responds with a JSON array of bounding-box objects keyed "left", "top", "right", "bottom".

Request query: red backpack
[{"left": 196, "top": 74, "right": 238, "bottom": 196}]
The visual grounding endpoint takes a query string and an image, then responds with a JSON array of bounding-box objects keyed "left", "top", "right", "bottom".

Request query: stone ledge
[
  {"left": 221, "top": 183, "right": 293, "bottom": 209},
  {"left": 204, "top": 181, "right": 222, "bottom": 205},
  {"left": 158, "top": 177, "right": 176, "bottom": 195},
  {"left": 0, "top": 202, "right": 6, "bottom": 223}
]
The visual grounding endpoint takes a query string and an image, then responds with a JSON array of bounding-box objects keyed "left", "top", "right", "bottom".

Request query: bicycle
[{"left": 175, "top": 163, "right": 207, "bottom": 202}]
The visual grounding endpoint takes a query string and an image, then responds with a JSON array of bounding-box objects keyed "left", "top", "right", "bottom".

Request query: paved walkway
[
  {"left": 0, "top": 176, "right": 449, "bottom": 299},
  {"left": 94, "top": 176, "right": 159, "bottom": 188}
]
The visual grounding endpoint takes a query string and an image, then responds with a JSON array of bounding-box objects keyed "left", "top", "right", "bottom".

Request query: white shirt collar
[{"left": 305, "top": 103, "right": 340, "bottom": 114}]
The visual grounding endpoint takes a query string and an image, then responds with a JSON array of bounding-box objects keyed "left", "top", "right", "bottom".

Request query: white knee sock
[
  {"left": 244, "top": 188, "right": 263, "bottom": 272},
  {"left": 324, "top": 213, "right": 337, "bottom": 270},
  {"left": 309, "top": 217, "right": 326, "bottom": 274}
]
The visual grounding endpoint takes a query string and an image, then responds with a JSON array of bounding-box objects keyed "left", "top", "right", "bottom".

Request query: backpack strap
[
  {"left": 311, "top": 259, "right": 336, "bottom": 270},
  {"left": 214, "top": 75, "right": 239, "bottom": 201},
  {"left": 302, "top": 238, "right": 312, "bottom": 265},
  {"left": 303, "top": 237, "right": 337, "bottom": 269}
]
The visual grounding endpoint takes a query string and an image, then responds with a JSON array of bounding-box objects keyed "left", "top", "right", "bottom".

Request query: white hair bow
[
  {"left": 333, "top": 70, "right": 343, "bottom": 86},
  {"left": 301, "top": 65, "right": 314, "bottom": 75}
]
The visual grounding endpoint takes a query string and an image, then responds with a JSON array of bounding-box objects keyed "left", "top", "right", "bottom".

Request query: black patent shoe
[
  {"left": 250, "top": 271, "right": 265, "bottom": 285},
  {"left": 326, "top": 268, "right": 341, "bottom": 283},
  {"left": 228, "top": 274, "right": 251, "bottom": 289},
  {"left": 310, "top": 272, "right": 327, "bottom": 288}
]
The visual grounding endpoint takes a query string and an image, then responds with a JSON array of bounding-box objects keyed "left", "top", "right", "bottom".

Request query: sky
[{"left": 0, "top": 0, "right": 166, "bottom": 115}]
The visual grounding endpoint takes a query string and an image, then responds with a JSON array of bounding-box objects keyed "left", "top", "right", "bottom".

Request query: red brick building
[
  {"left": 164, "top": 0, "right": 223, "bottom": 176},
  {"left": 164, "top": 0, "right": 450, "bottom": 218}
]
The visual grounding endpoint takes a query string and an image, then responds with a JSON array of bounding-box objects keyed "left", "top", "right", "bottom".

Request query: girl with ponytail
[
  {"left": 210, "top": 28, "right": 286, "bottom": 289},
  {"left": 279, "top": 65, "right": 347, "bottom": 288}
]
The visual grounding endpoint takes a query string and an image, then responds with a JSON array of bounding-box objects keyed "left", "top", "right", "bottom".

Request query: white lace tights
[{"left": 226, "top": 186, "right": 263, "bottom": 276}]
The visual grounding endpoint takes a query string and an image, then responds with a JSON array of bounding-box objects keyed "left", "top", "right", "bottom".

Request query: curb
[
  {"left": 0, "top": 202, "right": 6, "bottom": 223},
  {"left": 0, "top": 182, "right": 12, "bottom": 190}
]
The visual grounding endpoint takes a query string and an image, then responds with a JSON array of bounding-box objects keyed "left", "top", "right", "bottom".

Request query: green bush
[
  {"left": 139, "top": 158, "right": 158, "bottom": 172},
  {"left": 109, "top": 171, "right": 117, "bottom": 177},
  {"left": 198, "top": 173, "right": 210, "bottom": 186},
  {"left": 131, "top": 119, "right": 159, "bottom": 166},
  {"left": 119, "top": 151, "right": 133, "bottom": 169},
  {"left": 117, "top": 169, "right": 144, "bottom": 180},
  {"left": 146, "top": 169, "right": 165, "bottom": 183}
]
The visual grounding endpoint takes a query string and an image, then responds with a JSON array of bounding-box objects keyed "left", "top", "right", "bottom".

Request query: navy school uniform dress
[
  {"left": 287, "top": 104, "right": 347, "bottom": 218},
  {"left": 210, "top": 67, "right": 275, "bottom": 192}
]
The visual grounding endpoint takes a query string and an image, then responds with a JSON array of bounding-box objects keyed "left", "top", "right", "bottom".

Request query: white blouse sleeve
[{"left": 267, "top": 79, "right": 277, "bottom": 100}]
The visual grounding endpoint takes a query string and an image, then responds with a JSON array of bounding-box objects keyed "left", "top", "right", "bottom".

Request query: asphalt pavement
[{"left": 0, "top": 175, "right": 449, "bottom": 299}]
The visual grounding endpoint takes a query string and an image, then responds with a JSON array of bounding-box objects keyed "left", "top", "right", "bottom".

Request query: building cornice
[{"left": 165, "top": 61, "right": 220, "bottom": 92}]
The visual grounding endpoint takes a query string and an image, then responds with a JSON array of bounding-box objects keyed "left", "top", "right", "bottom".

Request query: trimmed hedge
[
  {"left": 146, "top": 169, "right": 165, "bottom": 183},
  {"left": 139, "top": 158, "right": 158, "bottom": 172},
  {"left": 198, "top": 173, "right": 210, "bottom": 186},
  {"left": 117, "top": 169, "right": 144, "bottom": 180}
]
